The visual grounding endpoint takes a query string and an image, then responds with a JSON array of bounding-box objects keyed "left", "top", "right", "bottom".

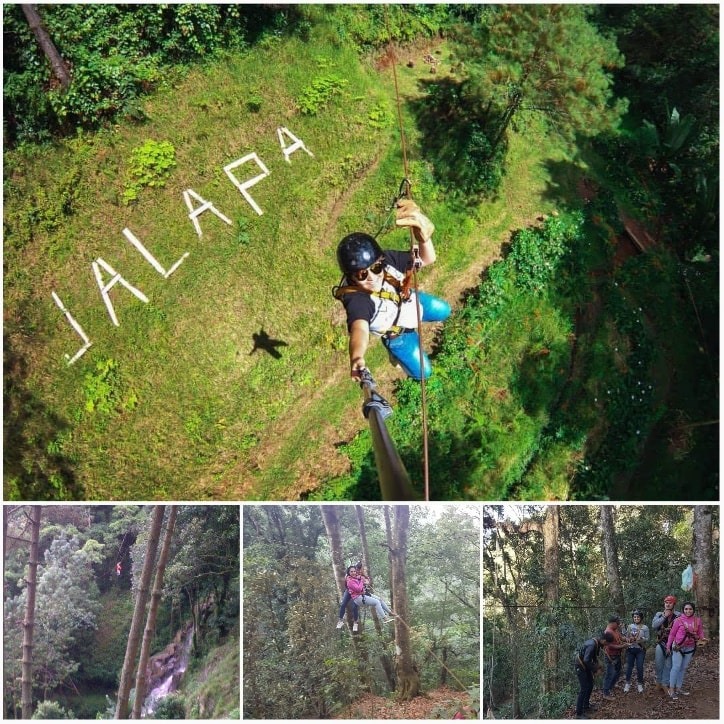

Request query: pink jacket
[
  {"left": 667, "top": 614, "right": 703, "bottom": 651},
  {"left": 346, "top": 574, "right": 365, "bottom": 599}
]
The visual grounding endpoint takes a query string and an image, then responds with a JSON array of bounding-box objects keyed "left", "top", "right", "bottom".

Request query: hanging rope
[{"left": 385, "top": 8, "right": 431, "bottom": 501}]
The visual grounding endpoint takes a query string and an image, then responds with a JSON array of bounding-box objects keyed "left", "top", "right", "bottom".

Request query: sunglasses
[{"left": 353, "top": 259, "right": 384, "bottom": 282}]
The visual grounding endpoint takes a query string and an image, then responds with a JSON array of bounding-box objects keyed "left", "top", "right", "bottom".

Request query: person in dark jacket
[{"left": 574, "top": 631, "right": 614, "bottom": 719}]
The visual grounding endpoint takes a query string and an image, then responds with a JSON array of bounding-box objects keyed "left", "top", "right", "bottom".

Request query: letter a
[
  {"left": 92, "top": 257, "right": 149, "bottom": 327},
  {"left": 223, "top": 152, "right": 270, "bottom": 216},
  {"left": 277, "top": 126, "right": 314, "bottom": 164},
  {"left": 51, "top": 291, "right": 92, "bottom": 365},
  {"left": 183, "top": 189, "right": 233, "bottom": 238}
]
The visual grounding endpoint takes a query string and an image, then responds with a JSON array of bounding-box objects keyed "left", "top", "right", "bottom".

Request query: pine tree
[{"left": 454, "top": 5, "right": 627, "bottom": 150}]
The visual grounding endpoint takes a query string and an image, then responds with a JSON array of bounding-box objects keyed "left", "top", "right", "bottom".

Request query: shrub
[
  {"left": 32, "top": 701, "right": 75, "bottom": 719},
  {"left": 122, "top": 139, "right": 177, "bottom": 205},
  {"left": 297, "top": 74, "right": 348, "bottom": 115},
  {"left": 154, "top": 694, "right": 187, "bottom": 719}
]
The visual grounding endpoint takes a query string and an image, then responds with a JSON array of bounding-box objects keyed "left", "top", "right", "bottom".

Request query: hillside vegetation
[{"left": 4, "top": 6, "right": 718, "bottom": 501}]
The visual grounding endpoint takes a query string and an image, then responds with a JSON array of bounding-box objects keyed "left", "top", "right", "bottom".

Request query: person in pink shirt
[
  {"left": 346, "top": 567, "right": 395, "bottom": 622},
  {"left": 665, "top": 601, "right": 705, "bottom": 699}
]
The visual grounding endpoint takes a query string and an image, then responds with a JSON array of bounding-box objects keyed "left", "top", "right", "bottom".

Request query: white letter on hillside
[
  {"left": 123, "top": 228, "right": 189, "bottom": 279},
  {"left": 223, "top": 152, "right": 270, "bottom": 216},
  {"left": 277, "top": 126, "right": 314, "bottom": 164},
  {"left": 92, "top": 257, "right": 149, "bottom": 327},
  {"left": 51, "top": 291, "right": 92, "bottom": 365},
  {"left": 182, "top": 189, "right": 233, "bottom": 238}
]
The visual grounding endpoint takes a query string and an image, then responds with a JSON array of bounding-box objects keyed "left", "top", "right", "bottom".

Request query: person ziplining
[
  {"left": 335, "top": 560, "right": 396, "bottom": 630},
  {"left": 336, "top": 563, "right": 363, "bottom": 632},
  {"left": 333, "top": 199, "right": 451, "bottom": 381}
]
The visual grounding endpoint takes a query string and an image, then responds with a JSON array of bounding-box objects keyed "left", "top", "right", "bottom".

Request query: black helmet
[{"left": 336, "top": 233, "right": 384, "bottom": 275}]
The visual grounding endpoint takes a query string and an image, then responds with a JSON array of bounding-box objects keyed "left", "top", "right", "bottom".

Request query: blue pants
[
  {"left": 669, "top": 649, "right": 695, "bottom": 689},
  {"left": 353, "top": 594, "right": 392, "bottom": 619},
  {"left": 655, "top": 642, "right": 673, "bottom": 685},
  {"left": 625, "top": 647, "right": 645, "bottom": 684},
  {"left": 383, "top": 292, "right": 451, "bottom": 380},
  {"left": 603, "top": 655, "right": 622, "bottom": 694},
  {"left": 575, "top": 666, "right": 594, "bottom": 715},
  {"left": 338, "top": 589, "right": 359, "bottom": 621}
]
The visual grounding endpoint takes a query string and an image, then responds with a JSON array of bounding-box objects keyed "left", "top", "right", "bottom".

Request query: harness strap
[
  {"left": 333, "top": 284, "right": 402, "bottom": 305},
  {"left": 333, "top": 269, "right": 414, "bottom": 336}
]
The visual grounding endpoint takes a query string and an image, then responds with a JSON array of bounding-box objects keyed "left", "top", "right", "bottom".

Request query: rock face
[{"left": 144, "top": 622, "right": 193, "bottom": 702}]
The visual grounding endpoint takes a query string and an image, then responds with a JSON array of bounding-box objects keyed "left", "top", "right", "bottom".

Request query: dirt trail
[
  {"left": 337, "top": 685, "right": 475, "bottom": 719},
  {"left": 568, "top": 640, "right": 719, "bottom": 719}
]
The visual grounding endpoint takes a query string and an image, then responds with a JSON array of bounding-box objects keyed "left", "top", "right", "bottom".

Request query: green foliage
[
  {"left": 324, "top": 4, "right": 456, "bottom": 49},
  {"left": 31, "top": 701, "right": 75, "bottom": 719},
  {"left": 509, "top": 213, "right": 583, "bottom": 294},
  {"left": 82, "top": 358, "right": 138, "bottom": 415},
  {"left": 3, "top": 4, "right": 254, "bottom": 144},
  {"left": 297, "top": 73, "right": 348, "bottom": 116},
  {"left": 122, "top": 139, "right": 177, "bottom": 204},
  {"left": 413, "top": 79, "right": 507, "bottom": 199},
  {"left": 452, "top": 5, "right": 627, "bottom": 151},
  {"left": 154, "top": 694, "right": 187, "bottom": 719}
]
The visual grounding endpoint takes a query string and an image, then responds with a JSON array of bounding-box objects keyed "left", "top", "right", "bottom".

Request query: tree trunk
[
  {"left": 21, "top": 506, "right": 42, "bottom": 719},
  {"left": 132, "top": 507, "right": 177, "bottom": 719},
  {"left": 599, "top": 506, "right": 625, "bottom": 616},
  {"left": 320, "top": 506, "right": 373, "bottom": 690},
  {"left": 542, "top": 506, "right": 560, "bottom": 693},
  {"left": 692, "top": 505, "right": 716, "bottom": 636},
  {"left": 356, "top": 505, "right": 395, "bottom": 690},
  {"left": 321, "top": 506, "right": 348, "bottom": 617},
  {"left": 115, "top": 505, "right": 165, "bottom": 719},
  {"left": 21, "top": 5, "right": 71, "bottom": 89},
  {"left": 389, "top": 506, "right": 420, "bottom": 700}
]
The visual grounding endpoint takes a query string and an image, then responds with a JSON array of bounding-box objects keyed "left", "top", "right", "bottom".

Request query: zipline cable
[{"left": 385, "top": 8, "right": 431, "bottom": 502}]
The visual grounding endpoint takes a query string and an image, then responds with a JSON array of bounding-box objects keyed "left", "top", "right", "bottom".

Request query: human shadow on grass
[{"left": 249, "top": 328, "right": 289, "bottom": 360}]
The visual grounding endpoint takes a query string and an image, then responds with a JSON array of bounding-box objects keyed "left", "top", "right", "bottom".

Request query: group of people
[
  {"left": 335, "top": 561, "right": 396, "bottom": 631},
  {"left": 574, "top": 595, "right": 707, "bottom": 719}
]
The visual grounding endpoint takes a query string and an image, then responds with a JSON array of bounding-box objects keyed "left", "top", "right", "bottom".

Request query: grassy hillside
[{"left": 4, "top": 27, "right": 562, "bottom": 500}]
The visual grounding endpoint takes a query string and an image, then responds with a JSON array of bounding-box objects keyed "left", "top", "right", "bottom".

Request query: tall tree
[
  {"left": 20, "top": 4, "right": 71, "bottom": 89},
  {"left": 692, "top": 505, "right": 716, "bottom": 635},
  {"left": 454, "top": 4, "right": 627, "bottom": 150},
  {"left": 356, "top": 505, "right": 395, "bottom": 689},
  {"left": 388, "top": 506, "right": 420, "bottom": 700},
  {"left": 320, "top": 506, "right": 348, "bottom": 622},
  {"left": 599, "top": 506, "right": 625, "bottom": 616},
  {"left": 514, "top": 507, "right": 560, "bottom": 699},
  {"left": 21, "top": 506, "right": 42, "bottom": 719},
  {"left": 115, "top": 506, "right": 165, "bottom": 719},
  {"left": 132, "top": 506, "right": 177, "bottom": 719}
]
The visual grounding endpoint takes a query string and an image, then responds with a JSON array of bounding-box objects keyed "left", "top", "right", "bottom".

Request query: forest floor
[
  {"left": 566, "top": 640, "right": 719, "bottom": 719},
  {"left": 337, "top": 685, "right": 475, "bottom": 719}
]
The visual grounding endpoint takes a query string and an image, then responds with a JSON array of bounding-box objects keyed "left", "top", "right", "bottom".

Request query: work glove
[{"left": 395, "top": 199, "right": 435, "bottom": 244}]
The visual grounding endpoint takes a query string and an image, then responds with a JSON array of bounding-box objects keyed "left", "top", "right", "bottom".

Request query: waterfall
[{"left": 141, "top": 626, "right": 194, "bottom": 717}]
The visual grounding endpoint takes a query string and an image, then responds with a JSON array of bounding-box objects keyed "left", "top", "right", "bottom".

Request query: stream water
[{"left": 141, "top": 628, "right": 193, "bottom": 717}]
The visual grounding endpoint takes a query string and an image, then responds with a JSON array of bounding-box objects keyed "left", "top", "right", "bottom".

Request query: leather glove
[{"left": 395, "top": 199, "right": 434, "bottom": 244}]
